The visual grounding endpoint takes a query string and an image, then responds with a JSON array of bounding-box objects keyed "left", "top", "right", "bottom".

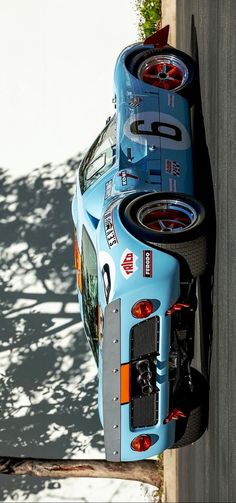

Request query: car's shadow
[{"left": 190, "top": 15, "right": 216, "bottom": 383}]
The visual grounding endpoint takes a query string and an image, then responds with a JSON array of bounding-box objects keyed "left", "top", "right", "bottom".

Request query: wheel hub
[
  {"left": 137, "top": 200, "right": 197, "bottom": 234},
  {"left": 138, "top": 54, "right": 189, "bottom": 91},
  {"left": 158, "top": 72, "right": 167, "bottom": 79}
]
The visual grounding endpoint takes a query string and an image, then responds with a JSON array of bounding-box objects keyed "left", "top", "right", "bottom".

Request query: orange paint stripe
[
  {"left": 74, "top": 230, "right": 79, "bottom": 270},
  {"left": 74, "top": 229, "right": 82, "bottom": 293},
  {"left": 120, "top": 364, "right": 131, "bottom": 404},
  {"left": 97, "top": 304, "right": 101, "bottom": 345}
]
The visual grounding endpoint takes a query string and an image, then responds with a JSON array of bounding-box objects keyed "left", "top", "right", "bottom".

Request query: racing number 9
[{"left": 130, "top": 119, "right": 182, "bottom": 142}]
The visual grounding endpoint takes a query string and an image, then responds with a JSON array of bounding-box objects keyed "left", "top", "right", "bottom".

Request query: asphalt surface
[{"left": 175, "top": 1, "right": 236, "bottom": 502}]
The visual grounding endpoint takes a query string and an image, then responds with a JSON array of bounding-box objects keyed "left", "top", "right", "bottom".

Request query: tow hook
[
  {"left": 163, "top": 408, "right": 187, "bottom": 424},
  {"left": 166, "top": 303, "right": 190, "bottom": 316}
]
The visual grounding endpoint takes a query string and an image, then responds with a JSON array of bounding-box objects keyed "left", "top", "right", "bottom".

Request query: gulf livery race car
[{"left": 72, "top": 26, "right": 208, "bottom": 461}]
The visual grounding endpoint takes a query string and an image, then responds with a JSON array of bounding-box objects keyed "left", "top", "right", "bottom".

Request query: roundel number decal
[{"left": 124, "top": 112, "right": 191, "bottom": 150}]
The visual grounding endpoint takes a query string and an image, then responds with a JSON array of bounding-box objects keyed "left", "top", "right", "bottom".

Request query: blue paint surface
[{"left": 72, "top": 34, "right": 196, "bottom": 460}]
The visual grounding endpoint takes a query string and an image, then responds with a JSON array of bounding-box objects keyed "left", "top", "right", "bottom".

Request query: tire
[
  {"left": 121, "top": 192, "right": 207, "bottom": 278},
  {"left": 172, "top": 368, "right": 209, "bottom": 448},
  {"left": 128, "top": 47, "right": 196, "bottom": 104},
  {"left": 157, "top": 235, "right": 207, "bottom": 278},
  {"left": 122, "top": 192, "right": 205, "bottom": 243}
]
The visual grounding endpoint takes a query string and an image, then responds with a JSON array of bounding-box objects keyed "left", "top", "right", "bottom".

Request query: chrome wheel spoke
[
  {"left": 162, "top": 63, "right": 167, "bottom": 73},
  {"left": 159, "top": 220, "right": 167, "bottom": 230}
]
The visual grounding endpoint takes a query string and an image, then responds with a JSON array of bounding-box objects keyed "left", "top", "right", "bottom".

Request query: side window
[
  {"left": 81, "top": 226, "right": 99, "bottom": 362},
  {"left": 80, "top": 115, "right": 116, "bottom": 193}
]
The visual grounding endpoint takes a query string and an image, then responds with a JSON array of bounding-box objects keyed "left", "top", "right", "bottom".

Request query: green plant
[{"left": 134, "top": 0, "right": 161, "bottom": 39}]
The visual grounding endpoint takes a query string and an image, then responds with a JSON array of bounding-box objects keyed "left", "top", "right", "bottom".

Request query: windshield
[{"left": 79, "top": 115, "right": 116, "bottom": 193}]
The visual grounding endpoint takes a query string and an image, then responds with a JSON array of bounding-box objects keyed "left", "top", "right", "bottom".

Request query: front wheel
[{"left": 127, "top": 47, "right": 196, "bottom": 103}]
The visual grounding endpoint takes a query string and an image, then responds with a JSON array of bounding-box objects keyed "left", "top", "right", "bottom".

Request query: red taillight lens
[
  {"left": 131, "top": 299, "right": 153, "bottom": 318},
  {"left": 131, "top": 434, "right": 152, "bottom": 452}
]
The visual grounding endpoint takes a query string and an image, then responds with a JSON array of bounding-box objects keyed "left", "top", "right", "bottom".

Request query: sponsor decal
[
  {"left": 124, "top": 112, "right": 191, "bottom": 150},
  {"left": 120, "top": 170, "right": 127, "bottom": 186},
  {"left": 104, "top": 179, "right": 112, "bottom": 199},
  {"left": 169, "top": 178, "right": 177, "bottom": 192},
  {"left": 143, "top": 250, "right": 153, "bottom": 278},
  {"left": 165, "top": 159, "right": 181, "bottom": 176},
  {"left": 118, "top": 171, "right": 139, "bottom": 185},
  {"left": 129, "top": 96, "right": 142, "bottom": 108},
  {"left": 167, "top": 94, "right": 175, "bottom": 108},
  {"left": 120, "top": 248, "right": 138, "bottom": 279},
  {"left": 104, "top": 209, "right": 118, "bottom": 248}
]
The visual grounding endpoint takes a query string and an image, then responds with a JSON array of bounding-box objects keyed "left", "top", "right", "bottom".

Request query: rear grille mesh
[
  {"left": 131, "top": 392, "right": 159, "bottom": 428},
  {"left": 130, "top": 316, "right": 160, "bottom": 428},
  {"left": 131, "top": 316, "right": 160, "bottom": 360}
]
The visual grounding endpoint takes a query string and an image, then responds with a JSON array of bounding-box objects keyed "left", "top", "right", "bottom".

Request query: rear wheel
[
  {"left": 121, "top": 192, "right": 207, "bottom": 277},
  {"left": 136, "top": 198, "right": 200, "bottom": 236}
]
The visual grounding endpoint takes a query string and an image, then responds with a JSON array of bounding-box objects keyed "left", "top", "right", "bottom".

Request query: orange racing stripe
[{"left": 120, "top": 363, "right": 131, "bottom": 404}]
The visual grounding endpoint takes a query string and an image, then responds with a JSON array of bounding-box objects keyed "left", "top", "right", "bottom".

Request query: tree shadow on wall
[{"left": 0, "top": 159, "right": 103, "bottom": 500}]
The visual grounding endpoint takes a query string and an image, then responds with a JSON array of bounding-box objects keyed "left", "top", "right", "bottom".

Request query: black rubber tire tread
[
  {"left": 172, "top": 404, "right": 207, "bottom": 448},
  {"left": 127, "top": 46, "right": 196, "bottom": 104},
  {"left": 172, "top": 368, "right": 209, "bottom": 448},
  {"left": 156, "top": 234, "right": 207, "bottom": 278}
]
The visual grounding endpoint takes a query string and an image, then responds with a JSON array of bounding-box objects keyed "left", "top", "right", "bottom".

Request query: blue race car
[{"left": 72, "top": 26, "right": 208, "bottom": 461}]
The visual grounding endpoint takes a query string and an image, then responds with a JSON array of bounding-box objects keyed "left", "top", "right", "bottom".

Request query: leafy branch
[{"left": 134, "top": 0, "right": 162, "bottom": 39}]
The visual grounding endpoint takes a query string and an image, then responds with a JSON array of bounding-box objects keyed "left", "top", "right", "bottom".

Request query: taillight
[
  {"left": 131, "top": 299, "right": 154, "bottom": 318},
  {"left": 131, "top": 434, "right": 152, "bottom": 452}
]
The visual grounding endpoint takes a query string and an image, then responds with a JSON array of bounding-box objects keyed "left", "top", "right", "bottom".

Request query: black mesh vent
[
  {"left": 131, "top": 392, "right": 159, "bottom": 428},
  {"left": 131, "top": 316, "right": 160, "bottom": 360}
]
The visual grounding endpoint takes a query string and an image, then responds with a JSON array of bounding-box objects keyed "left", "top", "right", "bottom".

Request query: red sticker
[{"left": 120, "top": 249, "right": 138, "bottom": 279}]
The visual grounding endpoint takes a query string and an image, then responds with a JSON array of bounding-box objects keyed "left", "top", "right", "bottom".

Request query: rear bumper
[
  {"left": 102, "top": 299, "right": 176, "bottom": 462},
  {"left": 102, "top": 299, "right": 121, "bottom": 461}
]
